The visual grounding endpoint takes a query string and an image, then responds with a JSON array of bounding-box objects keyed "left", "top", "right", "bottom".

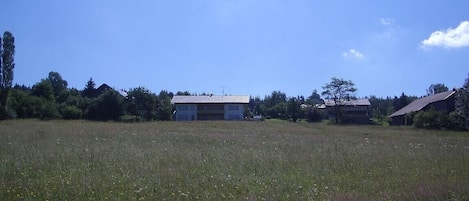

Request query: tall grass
[{"left": 1, "top": 120, "right": 468, "bottom": 200}]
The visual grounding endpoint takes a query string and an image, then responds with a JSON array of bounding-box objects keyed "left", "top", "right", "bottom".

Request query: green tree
[
  {"left": 321, "top": 77, "right": 357, "bottom": 123},
  {"left": 249, "top": 96, "right": 266, "bottom": 117},
  {"left": 59, "top": 88, "right": 84, "bottom": 120},
  {"left": 286, "top": 97, "right": 300, "bottom": 122},
  {"left": 427, "top": 83, "right": 449, "bottom": 95},
  {"left": 126, "top": 87, "right": 157, "bottom": 121},
  {"left": 31, "top": 80, "right": 60, "bottom": 119},
  {"left": 455, "top": 73, "right": 469, "bottom": 129},
  {"left": 264, "top": 91, "right": 287, "bottom": 119},
  {"left": 82, "top": 77, "right": 96, "bottom": 98},
  {"left": 306, "top": 89, "right": 322, "bottom": 105},
  {"left": 86, "top": 90, "right": 124, "bottom": 121},
  {"left": 156, "top": 90, "right": 174, "bottom": 121},
  {"left": 304, "top": 106, "right": 325, "bottom": 122},
  {"left": 7, "top": 88, "right": 28, "bottom": 118},
  {"left": 47, "top": 71, "right": 68, "bottom": 102},
  {"left": 0, "top": 31, "right": 15, "bottom": 119},
  {"left": 31, "top": 80, "right": 55, "bottom": 101},
  {"left": 176, "top": 91, "right": 191, "bottom": 96},
  {"left": 413, "top": 108, "right": 450, "bottom": 130}
]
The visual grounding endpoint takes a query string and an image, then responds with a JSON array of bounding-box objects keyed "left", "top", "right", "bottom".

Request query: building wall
[
  {"left": 224, "top": 104, "right": 245, "bottom": 120},
  {"left": 175, "top": 104, "right": 197, "bottom": 121},
  {"left": 197, "top": 104, "right": 225, "bottom": 120},
  {"left": 175, "top": 103, "right": 246, "bottom": 121},
  {"left": 425, "top": 98, "right": 455, "bottom": 113},
  {"left": 325, "top": 105, "right": 370, "bottom": 123}
]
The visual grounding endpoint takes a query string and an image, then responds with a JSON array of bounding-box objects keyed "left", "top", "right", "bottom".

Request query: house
[
  {"left": 389, "top": 90, "right": 457, "bottom": 125},
  {"left": 171, "top": 95, "right": 250, "bottom": 121},
  {"left": 323, "top": 99, "right": 371, "bottom": 123},
  {"left": 87, "top": 84, "right": 126, "bottom": 98}
]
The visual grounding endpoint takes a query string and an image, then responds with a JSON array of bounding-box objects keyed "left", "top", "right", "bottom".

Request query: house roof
[
  {"left": 324, "top": 99, "right": 371, "bottom": 106},
  {"left": 171, "top": 95, "right": 250, "bottom": 104},
  {"left": 389, "top": 90, "right": 456, "bottom": 118}
]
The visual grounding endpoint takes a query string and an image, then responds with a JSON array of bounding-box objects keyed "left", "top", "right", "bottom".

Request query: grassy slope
[{"left": 0, "top": 120, "right": 468, "bottom": 200}]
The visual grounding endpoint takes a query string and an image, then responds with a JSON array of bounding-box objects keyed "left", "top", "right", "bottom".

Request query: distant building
[
  {"left": 323, "top": 99, "right": 371, "bottom": 123},
  {"left": 389, "top": 90, "right": 456, "bottom": 125},
  {"left": 171, "top": 95, "right": 250, "bottom": 121},
  {"left": 86, "top": 84, "right": 126, "bottom": 98}
]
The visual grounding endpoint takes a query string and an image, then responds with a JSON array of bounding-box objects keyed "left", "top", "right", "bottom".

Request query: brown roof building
[
  {"left": 389, "top": 90, "right": 457, "bottom": 125},
  {"left": 323, "top": 99, "right": 371, "bottom": 124}
]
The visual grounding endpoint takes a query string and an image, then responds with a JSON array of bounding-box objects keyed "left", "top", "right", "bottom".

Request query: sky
[{"left": 1, "top": 0, "right": 469, "bottom": 98}]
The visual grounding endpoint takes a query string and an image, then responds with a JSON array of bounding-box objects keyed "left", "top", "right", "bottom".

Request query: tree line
[
  {"left": 7, "top": 74, "right": 174, "bottom": 121},
  {"left": 1, "top": 31, "right": 469, "bottom": 130}
]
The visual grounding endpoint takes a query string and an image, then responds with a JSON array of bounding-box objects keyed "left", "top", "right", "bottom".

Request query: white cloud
[
  {"left": 421, "top": 21, "right": 469, "bottom": 49},
  {"left": 342, "top": 49, "right": 364, "bottom": 59},
  {"left": 380, "top": 18, "right": 394, "bottom": 26}
]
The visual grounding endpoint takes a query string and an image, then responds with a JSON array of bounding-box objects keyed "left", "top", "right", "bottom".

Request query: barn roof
[
  {"left": 324, "top": 99, "right": 371, "bottom": 106},
  {"left": 171, "top": 95, "right": 250, "bottom": 104},
  {"left": 388, "top": 90, "right": 456, "bottom": 118}
]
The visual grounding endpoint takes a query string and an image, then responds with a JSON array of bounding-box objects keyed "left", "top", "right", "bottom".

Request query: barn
[
  {"left": 388, "top": 90, "right": 457, "bottom": 125},
  {"left": 171, "top": 95, "right": 250, "bottom": 121}
]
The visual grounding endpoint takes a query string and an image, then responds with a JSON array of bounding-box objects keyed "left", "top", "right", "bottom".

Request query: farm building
[
  {"left": 171, "top": 95, "right": 250, "bottom": 121},
  {"left": 323, "top": 99, "right": 371, "bottom": 123},
  {"left": 388, "top": 90, "right": 457, "bottom": 125}
]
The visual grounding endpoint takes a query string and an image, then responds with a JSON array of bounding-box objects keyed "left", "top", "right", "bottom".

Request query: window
[
  {"left": 228, "top": 105, "right": 239, "bottom": 111},
  {"left": 178, "top": 105, "right": 188, "bottom": 111}
]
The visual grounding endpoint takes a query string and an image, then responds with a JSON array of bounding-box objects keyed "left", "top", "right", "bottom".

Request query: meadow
[{"left": 1, "top": 120, "right": 468, "bottom": 200}]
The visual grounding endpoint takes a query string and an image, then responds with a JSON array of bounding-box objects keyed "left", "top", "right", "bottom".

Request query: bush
[
  {"left": 39, "top": 101, "right": 60, "bottom": 120},
  {"left": 60, "top": 105, "right": 83, "bottom": 120},
  {"left": 85, "top": 90, "right": 124, "bottom": 121},
  {"left": 413, "top": 109, "right": 448, "bottom": 130},
  {"left": 448, "top": 111, "right": 467, "bottom": 131},
  {"left": 305, "top": 107, "right": 325, "bottom": 122}
]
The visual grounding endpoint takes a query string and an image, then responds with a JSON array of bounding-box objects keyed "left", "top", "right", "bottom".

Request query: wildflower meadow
[{"left": 1, "top": 120, "right": 468, "bottom": 200}]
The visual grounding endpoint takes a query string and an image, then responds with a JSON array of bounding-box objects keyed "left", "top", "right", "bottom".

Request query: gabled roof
[
  {"left": 389, "top": 90, "right": 456, "bottom": 118},
  {"left": 171, "top": 95, "right": 250, "bottom": 104},
  {"left": 324, "top": 99, "right": 371, "bottom": 106}
]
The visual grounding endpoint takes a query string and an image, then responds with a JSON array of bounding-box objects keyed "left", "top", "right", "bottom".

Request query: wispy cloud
[
  {"left": 379, "top": 18, "right": 394, "bottom": 26},
  {"left": 421, "top": 21, "right": 469, "bottom": 49},
  {"left": 342, "top": 49, "right": 364, "bottom": 59}
]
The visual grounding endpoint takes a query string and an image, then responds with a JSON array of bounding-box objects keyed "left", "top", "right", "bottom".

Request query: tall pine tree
[{"left": 0, "top": 31, "right": 15, "bottom": 119}]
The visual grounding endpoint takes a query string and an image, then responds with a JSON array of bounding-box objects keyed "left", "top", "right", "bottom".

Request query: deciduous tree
[
  {"left": 287, "top": 97, "right": 300, "bottom": 122},
  {"left": 456, "top": 73, "right": 469, "bottom": 129},
  {"left": 156, "top": 90, "right": 173, "bottom": 121},
  {"left": 47, "top": 71, "right": 68, "bottom": 101},
  {"left": 427, "top": 83, "right": 449, "bottom": 95},
  {"left": 126, "top": 87, "right": 157, "bottom": 121},
  {"left": 321, "top": 77, "right": 357, "bottom": 123}
]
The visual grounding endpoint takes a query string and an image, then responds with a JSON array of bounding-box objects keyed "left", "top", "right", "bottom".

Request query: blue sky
[{"left": 2, "top": 0, "right": 469, "bottom": 98}]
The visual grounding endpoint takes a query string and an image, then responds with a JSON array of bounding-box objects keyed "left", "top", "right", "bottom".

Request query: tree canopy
[
  {"left": 321, "top": 77, "right": 357, "bottom": 123},
  {"left": 456, "top": 74, "right": 469, "bottom": 129},
  {"left": 427, "top": 83, "right": 449, "bottom": 95},
  {"left": 321, "top": 77, "right": 356, "bottom": 101}
]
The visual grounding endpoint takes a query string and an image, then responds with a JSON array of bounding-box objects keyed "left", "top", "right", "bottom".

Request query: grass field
[{"left": 1, "top": 120, "right": 469, "bottom": 200}]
